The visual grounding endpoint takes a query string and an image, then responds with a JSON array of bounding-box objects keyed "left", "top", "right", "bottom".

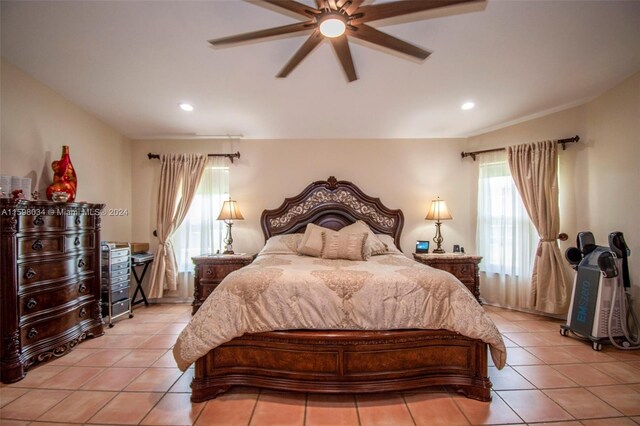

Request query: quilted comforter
[{"left": 173, "top": 253, "right": 506, "bottom": 370}]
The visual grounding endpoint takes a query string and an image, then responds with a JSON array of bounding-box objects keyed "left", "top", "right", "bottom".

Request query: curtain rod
[
  {"left": 460, "top": 135, "right": 580, "bottom": 161},
  {"left": 147, "top": 152, "right": 241, "bottom": 163}
]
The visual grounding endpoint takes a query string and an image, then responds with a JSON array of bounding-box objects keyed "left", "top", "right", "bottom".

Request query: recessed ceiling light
[
  {"left": 179, "top": 103, "right": 194, "bottom": 112},
  {"left": 461, "top": 102, "right": 475, "bottom": 111}
]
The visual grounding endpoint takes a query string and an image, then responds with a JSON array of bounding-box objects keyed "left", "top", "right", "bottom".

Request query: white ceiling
[{"left": 2, "top": 0, "right": 640, "bottom": 140}]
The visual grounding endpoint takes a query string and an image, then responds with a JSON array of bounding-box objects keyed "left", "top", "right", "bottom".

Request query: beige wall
[
  {"left": 131, "top": 138, "right": 473, "bottom": 257},
  {"left": 468, "top": 72, "right": 640, "bottom": 313},
  {"left": 0, "top": 59, "right": 132, "bottom": 241},
  {"left": 4, "top": 53, "right": 638, "bottom": 317}
]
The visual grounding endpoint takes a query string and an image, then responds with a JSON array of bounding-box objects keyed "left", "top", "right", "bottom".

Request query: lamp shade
[
  {"left": 425, "top": 198, "right": 452, "bottom": 221},
  {"left": 217, "top": 200, "right": 244, "bottom": 221}
]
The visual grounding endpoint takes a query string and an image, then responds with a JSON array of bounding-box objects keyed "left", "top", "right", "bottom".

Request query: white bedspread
[{"left": 173, "top": 253, "right": 506, "bottom": 370}]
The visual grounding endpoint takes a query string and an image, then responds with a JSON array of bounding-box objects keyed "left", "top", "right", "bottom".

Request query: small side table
[
  {"left": 131, "top": 252, "right": 154, "bottom": 307},
  {"left": 191, "top": 254, "right": 253, "bottom": 314},
  {"left": 413, "top": 253, "right": 483, "bottom": 303}
]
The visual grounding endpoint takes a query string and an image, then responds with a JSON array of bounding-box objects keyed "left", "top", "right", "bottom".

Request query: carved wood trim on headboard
[{"left": 260, "top": 176, "right": 404, "bottom": 250}]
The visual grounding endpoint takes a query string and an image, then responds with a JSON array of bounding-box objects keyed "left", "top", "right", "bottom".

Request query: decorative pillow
[
  {"left": 297, "top": 223, "right": 337, "bottom": 257},
  {"left": 321, "top": 232, "right": 370, "bottom": 261},
  {"left": 340, "top": 220, "right": 388, "bottom": 255},
  {"left": 375, "top": 234, "right": 403, "bottom": 254},
  {"left": 259, "top": 234, "right": 304, "bottom": 256}
]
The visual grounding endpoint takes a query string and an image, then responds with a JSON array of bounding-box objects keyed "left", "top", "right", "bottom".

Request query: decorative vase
[{"left": 46, "top": 145, "right": 77, "bottom": 202}]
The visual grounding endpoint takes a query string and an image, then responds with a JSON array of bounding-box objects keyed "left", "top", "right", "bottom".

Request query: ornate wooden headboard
[{"left": 261, "top": 176, "right": 404, "bottom": 250}]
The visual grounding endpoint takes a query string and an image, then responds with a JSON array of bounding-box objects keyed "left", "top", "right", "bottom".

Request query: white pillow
[
  {"left": 338, "top": 221, "right": 388, "bottom": 255},
  {"left": 375, "top": 234, "right": 403, "bottom": 254},
  {"left": 259, "top": 234, "right": 304, "bottom": 256},
  {"left": 297, "top": 223, "right": 337, "bottom": 257}
]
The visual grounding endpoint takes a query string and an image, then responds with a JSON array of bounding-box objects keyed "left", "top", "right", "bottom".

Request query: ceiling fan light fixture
[{"left": 319, "top": 15, "right": 346, "bottom": 38}]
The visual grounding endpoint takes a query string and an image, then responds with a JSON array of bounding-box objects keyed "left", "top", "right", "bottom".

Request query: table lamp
[
  {"left": 217, "top": 200, "right": 244, "bottom": 254},
  {"left": 425, "top": 197, "right": 453, "bottom": 254}
]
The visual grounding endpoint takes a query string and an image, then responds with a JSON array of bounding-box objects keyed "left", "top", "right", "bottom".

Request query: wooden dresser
[
  {"left": 0, "top": 200, "right": 105, "bottom": 383},
  {"left": 413, "top": 253, "right": 483, "bottom": 303},
  {"left": 191, "top": 254, "right": 253, "bottom": 314}
]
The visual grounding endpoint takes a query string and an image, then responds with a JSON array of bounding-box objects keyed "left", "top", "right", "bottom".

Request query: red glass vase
[{"left": 46, "top": 145, "right": 77, "bottom": 202}]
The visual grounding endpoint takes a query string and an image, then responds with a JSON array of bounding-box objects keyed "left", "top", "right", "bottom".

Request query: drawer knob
[
  {"left": 460, "top": 266, "right": 468, "bottom": 273},
  {"left": 74, "top": 236, "right": 81, "bottom": 247},
  {"left": 25, "top": 268, "right": 37, "bottom": 279},
  {"left": 27, "top": 328, "right": 38, "bottom": 339},
  {"left": 79, "top": 308, "right": 87, "bottom": 318},
  {"left": 78, "top": 259, "right": 86, "bottom": 268},
  {"left": 26, "top": 298, "right": 37, "bottom": 309},
  {"left": 33, "top": 215, "right": 44, "bottom": 226},
  {"left": 205, "top": 269, "right": 213, "bottom": 276},
  {"left": 32, "top": 240, "right": 43, "bottom": 251},
  {"left": 79, "top": 283, "right": 87, "bottom": 293},
  {"left": 75, "top": 216, "right": 81, "bottom": 226}
]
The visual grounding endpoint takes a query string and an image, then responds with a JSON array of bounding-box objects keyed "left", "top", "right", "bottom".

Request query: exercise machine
[{"left": 561, "top": 232, "right": 639, "bottom": 351}]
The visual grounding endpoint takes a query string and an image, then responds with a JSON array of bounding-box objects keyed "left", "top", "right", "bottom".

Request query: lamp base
[
  {"left": 222, "top": 249, "right": 235, "bottom": 255},
  {"left": 432, "top": 221, "right": 446, "bottom": 254}
]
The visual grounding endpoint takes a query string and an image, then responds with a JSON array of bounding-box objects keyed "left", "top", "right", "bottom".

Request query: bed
[{"left": 174, "top": 176, "right": 505, "bottom": 402}]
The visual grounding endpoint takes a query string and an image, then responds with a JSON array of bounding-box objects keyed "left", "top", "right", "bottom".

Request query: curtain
[
  {"left": 476, "top": 151, "right": 538, "bottom": 309},
  {"left": 148, "top": 154, "right": 207, "bottom": 299},
  {"left": 167, "top": 158, "right": 229, "bottom": 299},
  {"left": 507, "top": 141, "right": 571, "bottom": 314}
]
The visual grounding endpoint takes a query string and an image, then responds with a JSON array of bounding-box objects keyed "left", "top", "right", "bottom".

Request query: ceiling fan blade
[
  {"left": 341, "top": 0, "right": 365, "bottom": 15},
  {"left": 348, "top": 24, "right": 430, "bottom": 60},
  {"left": 315, "top": 0, "right": 326, "bottom": 8},
  {"left": 258, "top": 0, "right": 319, "bottom": 18},
  {"left": 208, "top": 21, "right": 314, "bottom": 46},
  {"left": 277, "top": 30, "right": 324, "bottom": 78},
  {"left": 351, "top": 0, "right": 479, "bottom": 24},
  {"left": 330, "top": 35, "right": 357, "bottom": 82}
]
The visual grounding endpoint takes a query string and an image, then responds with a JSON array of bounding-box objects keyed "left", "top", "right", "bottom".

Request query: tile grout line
[
  {"left": 447, "top": 391, "right": 474, "bottom": 425},
  {"left": 400, "top": 392, "right": 418, "bottom": 426},
  {"left": 136, "top": 363, "right": 187, "bottom": 425},
  {"left": 302, "top": 392, "right": 308, "bottom": 425},
  {"left": 538, "top": 388, "right": 626, "bottom": 421},
  {"left": 245, "top": 388, "right": 261, "bottom": 426},
  {"left": 353, "top": 394, "right": 361, "bottom": 426}
]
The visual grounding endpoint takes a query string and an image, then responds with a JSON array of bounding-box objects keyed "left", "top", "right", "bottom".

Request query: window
[
  {"left": 172, "top": 160, "right": 229, "bottom": 273},
  {"left": 476, "top": 153, "right": 537, "bottom": 278}
]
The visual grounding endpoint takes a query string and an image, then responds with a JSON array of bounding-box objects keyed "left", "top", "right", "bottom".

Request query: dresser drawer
[
  {"left": 20, "top": 280, "right": 93, "bottom": 319},
  {"left": 19, "top": 253, "right": 95, "bottom": 288},
  {"left": 198, "top": 264, "right": 242, "bottom": 281},
  {"left": 103, "top": 267, "right": 129, "bottom": 280},
  {"left": 102, "top": 286, "right": 129, "bottom": 303},
  {"left": 103, "top": 299, "right": 130, "bottom": 317},
  {"left": 102, "top": 273, "right": 130, "bottom": 288},
  {"left": 105, "top": 259, "right": 130, "bottom": 271},
  {"left": 436, "top": 263, "right": 476, "bottom": 281},
  {"left": 20, "top": 300, "right": 95, "bottom": 347},
  {"left": 65, "top": 213, "right": 95, "bottom": 230},
  {"left": 19, "top": 236, "right": 64, "bottom": 259},
  {"left": 65, "top": 233, "right": 95, "bottom": 252},
  {"left": 19, "top": 213, "right": 64, "bottom": 233},
  {"left": 19, "top": 234, "right": 95, "bottom": 259},
  {"left": 102, "top": 248, "right": 129, "bottom": 261}
]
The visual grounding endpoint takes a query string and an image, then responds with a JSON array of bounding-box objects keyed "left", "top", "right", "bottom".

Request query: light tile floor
[{"left": 2, "top": 303, "right": 640, "bottom": 425}]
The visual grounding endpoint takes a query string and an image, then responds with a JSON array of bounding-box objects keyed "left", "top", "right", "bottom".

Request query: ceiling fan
[{"left": 208, "top": 0, "right": 481, "bottom": 82}]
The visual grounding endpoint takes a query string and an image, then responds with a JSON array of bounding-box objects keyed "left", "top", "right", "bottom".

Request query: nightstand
[
  {"left": 413, "top": 253, "right": 483, "bottom": 303},
  {"left": 191, "top": 254, "right": 253, "bottom": 314}
]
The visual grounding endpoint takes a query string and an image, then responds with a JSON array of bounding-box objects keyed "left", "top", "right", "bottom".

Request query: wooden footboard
[{"left": 191, "top": 329, "right": 491, "bottom": 402}]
